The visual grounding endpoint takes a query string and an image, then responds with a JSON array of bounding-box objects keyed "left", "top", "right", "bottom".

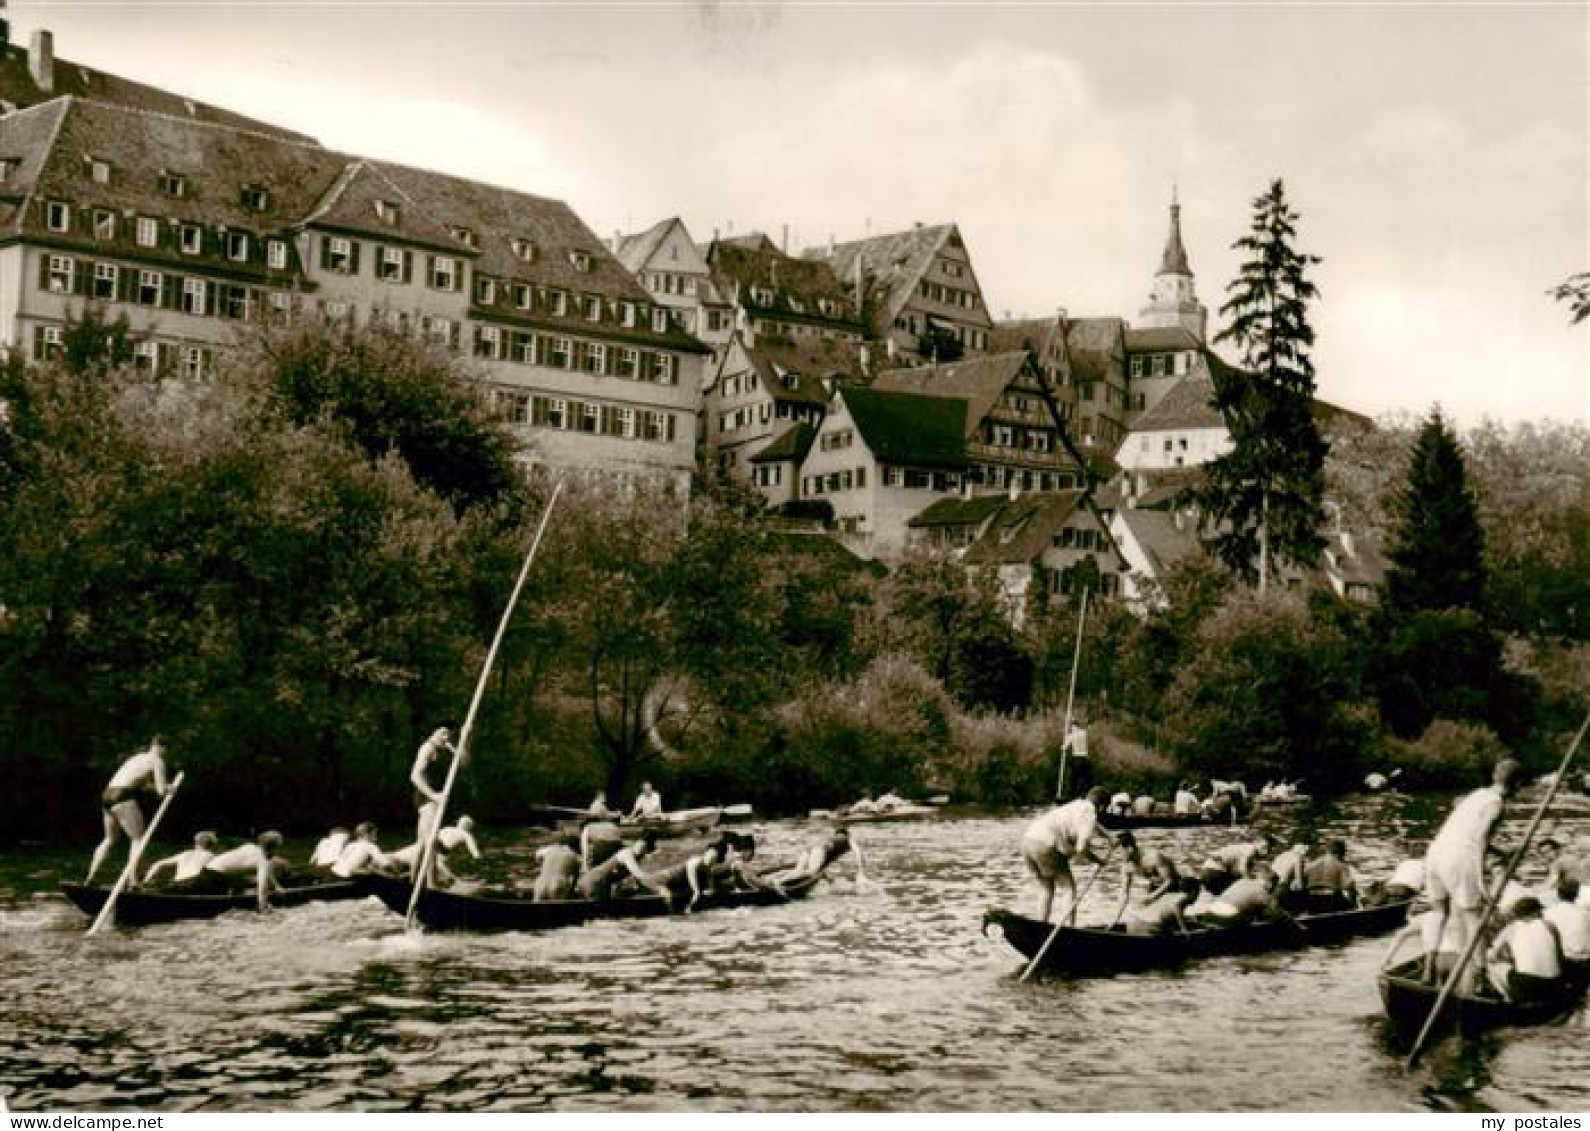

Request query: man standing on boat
[
  {"left": 1420, "top": 758, "right": 1520, "bottom": 985},
  {"left": 1060, "top": 720, "right": 1093, "bottom": 800},
  {"left": 86, "top": 735, "right": 172, "bottom": 885},
  {"left": 410, "top": 726, "right": 456, "bottom": 852},
  {"left": 1020, "top": 786, "right": 1111, "bottom": 925}
]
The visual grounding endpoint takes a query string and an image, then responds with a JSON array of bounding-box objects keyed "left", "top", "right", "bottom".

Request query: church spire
[{"left": 1158, "top": 186, "right": 1191, "bottom": 277}]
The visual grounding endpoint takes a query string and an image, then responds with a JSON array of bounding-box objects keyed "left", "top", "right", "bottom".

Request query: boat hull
[
  {"left": 984, "top": 899, "right": 1415, "bottom": 977},
  {"left": 359, "top": 871, "right": 818, "bottom": 932},
  {"left": 1378, "top": 958, "right": 1590, "bottom": 1039},
  {"left": 61, "top": 881, "right": 366, "bottom": 927}
]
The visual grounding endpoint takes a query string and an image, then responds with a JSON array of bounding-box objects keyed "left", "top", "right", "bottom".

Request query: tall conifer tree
[
  {"left": 1383, "top": 408, "right": 1486, "bottom": 614},
  {"left": 1198, "top": 179, "right": 1328, "bottom": 585}
]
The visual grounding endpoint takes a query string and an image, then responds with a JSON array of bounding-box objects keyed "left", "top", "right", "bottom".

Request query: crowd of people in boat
[
  {"left": 1025, "top": 764, "right": 1590, "bottom": 1002},
  {"left": 81, "top": 730, "right": 859, "bottom": 913},
  {"left": 1102, "top": 779, "right": 1256, "bottom": 822}
]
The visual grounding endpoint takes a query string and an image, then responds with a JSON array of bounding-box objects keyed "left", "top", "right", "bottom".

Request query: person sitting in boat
[
  {"left": 1111, "top": 832, "right": 1186, "bottom": 924},
  {"left": 874, "top": 790, "right": 909, "bottom": 813},
  {"left": 529, "top": 835, "right": 582, "bottom": 901},
  {"left": 1419, "top": 758, "right": 1520, "bottom": 987},
  {"left": 310, "top": 827, "right": 350, "bottom": 871},
  {"left": 188, "top": 831, "right": 286, "bottom": 911},
  {"left": 579, "top": 831, "right": 669, "bottom": 903},
  {"left": 1486, "top": 895, "right": 1565, "bottom": 1002},
  {"left": 1020, "top": 787, "right": 1111, "bottom": 925},
  {"left": 629, "top": 782, "right": 664, "bottom": 821},
  {"left": 1196, "top": 863, "right": 1282, "bottom": 927},
  {"left": 143, "top": 831, "right": 218, "bottom": 888},
  {"left": 587, "top": 792, "right": 619, "bottom": 820},
  {"left": 1197, "top": 834, "right": 1271, "bottom": 898},
  {"left": 1377, "top": 856, "right": 1426, "bottom": 904},
  {"left": 1544, "top": 877, "right": 1590, "bottom": 962},
  {"left": 1125, "top": 890, "right": 1194, "bottom": 936},
  {"left": 86, "top": 735, "right": 173, "bottom": 886},
  {"left": 1131, "top": 794, "right": 1157, "bottom": 817},
  {"left": 580, "top": 818, "right": 627, "bottom": 870},
  {"left": 1107, "top": 792, "right": 1133, "bottom": 817},
  {"left": 1269, "top": 841, "right": 1310, "bottom": 907},
  {"left": 1302, "top": 838, "right": 1359, "bottom": 912},
  {"left": 1534, "top": 838, "right": 1584, "bottom": 905},
  {"left": 331, "top": 822, "right": 393, "bottom": 880},
  {"left": 1173, "top": 782, "right": 1201, "bottom": 816}
]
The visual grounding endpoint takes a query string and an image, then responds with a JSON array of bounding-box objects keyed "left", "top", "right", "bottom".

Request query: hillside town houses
[{"left": 0, "top": 23, "right": 1382, "bottom": 617}]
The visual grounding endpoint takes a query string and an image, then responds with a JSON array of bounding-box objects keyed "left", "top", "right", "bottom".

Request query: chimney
[
  {"left": 828, "top": 234, "right": 836, "bottom": 257},
  {"left": 29, "top": 30, "right": 53, "bottom": 93},
  {"left": 781, "top": 223, "right": 789, "bottom": 252}
]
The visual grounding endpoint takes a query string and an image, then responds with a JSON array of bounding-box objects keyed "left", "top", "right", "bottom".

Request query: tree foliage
[
  {"left": 1199, "top": 179, "right": 1328, "bottom": 583},
  {"left": 1382, "top": 408, "right": 1486, "bottom": 615}
]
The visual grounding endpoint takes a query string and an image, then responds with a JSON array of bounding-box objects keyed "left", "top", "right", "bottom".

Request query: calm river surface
[{"left": 2, "top": 794, "right": 1588, "bottom": 1113}]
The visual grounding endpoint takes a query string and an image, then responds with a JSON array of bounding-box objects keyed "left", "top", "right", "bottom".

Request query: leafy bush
[{"left": 1388, "top": 718, "right": 1511, "bottom": 790}]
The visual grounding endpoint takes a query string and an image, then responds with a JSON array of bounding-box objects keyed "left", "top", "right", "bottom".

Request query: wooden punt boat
[
  {"left": 61, "top": 880, "right": 366, "bottom": 927},
  {"left": 358, "top": 871, "right": 820, "bottom": 932},
  {"left": 1378, "top": 957, "right": 1590, "bottom": 1040},
  {"left": 551, "top": 806, "right": 727, "bottom": 840},
  {"left": 983, "top": 898, "right": 1415, "bottom": 977},
  {"left": 1098, "top": 810, "right": 1243, "bottom": 831}
]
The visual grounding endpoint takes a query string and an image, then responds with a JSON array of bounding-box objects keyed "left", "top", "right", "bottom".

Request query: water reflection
[{"left": 0, "top": 797, "right": 1585, "bottom": 1111}]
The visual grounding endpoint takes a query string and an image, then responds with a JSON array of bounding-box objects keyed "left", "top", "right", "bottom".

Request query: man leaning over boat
[{"left": 1020, "top": 786, "right": 1112, "bottom": 924}]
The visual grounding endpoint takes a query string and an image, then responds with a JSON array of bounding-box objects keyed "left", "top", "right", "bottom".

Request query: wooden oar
[
  {"left": 407, "top": 482, "right": 563, "bottom": 932},
  {"left": 1403, "top": 708, "right": 1590, "bottom": 1068},
  {"left": 1020, "top": 838, "right": 1118, "bottom": 983},
  {"left": 87, "top": 771, "right": 186, "bottom": 936},
  {"left": 1055, "top": 587, "right": 1089, "bottom": 801}
]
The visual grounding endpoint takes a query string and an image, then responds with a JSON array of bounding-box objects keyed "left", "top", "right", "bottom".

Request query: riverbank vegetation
[{"left": 1, "top": 314, "right": 1586, "bottom": 844}]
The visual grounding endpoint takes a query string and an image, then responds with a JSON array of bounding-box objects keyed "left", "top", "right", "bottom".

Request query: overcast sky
[{"left": 17, "top": 2, "right": 1587, "bottom": 425}]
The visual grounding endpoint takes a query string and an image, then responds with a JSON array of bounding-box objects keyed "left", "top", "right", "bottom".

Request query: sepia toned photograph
[{"left": 0, "top": 0, "right": 1586, "bottom": 1115}]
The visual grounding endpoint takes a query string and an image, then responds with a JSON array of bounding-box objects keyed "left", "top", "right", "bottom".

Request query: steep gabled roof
[
  {"left": 1115, "top": 506, "right": 1203, "bottom": 576},
  {"left": 841, "top": 385, "right": 967, "bottom": 470},
  {"left": 303, "top": 159, "right": 467, "bottom": 253},
  {"left": 961, "top": 490, "right": 1086, "bottom": 565},
  {"left": 612, "top": 216, "right": 676, "bottom": 274},
  {"left": 751, "top": 337, "right": 862, "bottom": 401},
  {"left": 807, "top": 222, "right": 980, "bottom": 325},
  {"left": 707, "top": 239, "right": 861, "bottom": 327},
  {"left": 1126, "top": 326, "right": 1203, "bottom": 353},
  {"left": 1131, "top": 371, "right": 1224, "bottom": 432},
  {"left": 871, "top": 350, "right": 1031, "bottom": 437},
  {"left": 0, "top": 43, "right": 313, "bottom": 142},
  {"left": 749, "top": 421, "right": 816, "bottom": 464},
  {"left": 907, "top": 494, "right": 1010, "bottom": 528}
]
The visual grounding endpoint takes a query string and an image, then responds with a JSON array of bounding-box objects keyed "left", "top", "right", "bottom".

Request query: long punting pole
[
  {"left": 87, "top": 771, "right": 186, "bottom": 936},
  {"left": 1019, "top": 837, "right": 1118, "bottom": 983},
  {"left": 1403, "top": 707, "right": 1590, "bottom": 1067},
  {"left": 406, "top": 482, "right": 564, "bottom": 932},
  {"left": 1055, "top": 587, "right": 1089, "bottom": 801}
]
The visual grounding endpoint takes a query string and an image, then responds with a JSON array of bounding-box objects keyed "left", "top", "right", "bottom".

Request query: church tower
[{"left": 1138, "top": 188, "right": 1207, "bottom": 342}]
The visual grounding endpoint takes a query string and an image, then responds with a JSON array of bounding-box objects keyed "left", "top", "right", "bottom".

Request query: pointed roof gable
[
  {"left": 871, "top": 350, "right": 1032, "bottom": 437},
  {"left": 808, "top": 222, "right": 963, "bottom": 322},
  {"left": 749, "top": 421, "right": 817, "bottom": 464},
  {"left": 961, "top": 491, "right": 1086, "bottom": 565},
  {"left": 840, "top": 385, "right": 967, "bottom": 470},
  {"left": 302, "top": 159, "right": 466, "bottom": 252},
  {"left": 1131, "top": 371, "right": 1224, "bottom": 432},
  {"left": 613, "top": 216, "right": 677, "bottom": 274},
  {"left": 1158, "top": 193, "right": 1191, "bottom": 277},
  {"left": 1115, "top": 505, "right": 1202, "bottom": 575},
  {"left": 707, "top": 238, "right": 862, "bottom": 327}
]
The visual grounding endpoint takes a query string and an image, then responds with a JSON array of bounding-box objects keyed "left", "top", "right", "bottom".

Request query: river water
[{"left": 2, "top": 793, "right": 1588, "bottom": 1113}]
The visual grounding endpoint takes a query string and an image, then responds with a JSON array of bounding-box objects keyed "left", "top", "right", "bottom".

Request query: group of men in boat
[{"left": 1104, "top": 780, "right": 1253, "bottom": 823}]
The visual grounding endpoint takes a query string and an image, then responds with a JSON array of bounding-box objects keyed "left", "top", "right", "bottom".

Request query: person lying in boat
[
  {"left": 1112, "top": 832, "right": 1188, "bottom": 925},
  {"left": 1173, "top": 782, "right": 1201, "bottom": 816},
  {"left": 330, "top": 822, "right": 394, "bottom": 879},
  {"left": 1301, "top": 839, "right": 1360, "bottom": 912},
  {"left": 183, "top": 831, "right": 287, "bottom": 911},
  {"left": 389, "top": 816, "right": 481, "bottom": 887},
  {"left": 1486, "top": 895, "right": 1566, "bottom": 1002},
  {"left": 578, "top": 831, "right": 669, "bottom": 903},
  {"left": 1197, "top": 834, "right": 1272, "bottom": 898},
  {"left": 874, "top": 790, "right": 909, "bottom": 812},
  {"left": 1545, "top": 877, "right": 1590, "bottom": 961},
  {"left": 529, "top": 835, "right": 582, "bottom": 901},
  {"left": 629, "top": 782, "right": 664, "bottom": 821},
  {"left": 580, "top": 818, "right": 627, "bottom": 870},
  {"left": 1125, "top": 890, "right": 1194, "bottom": 936},
  {"left": 767, "top": 826, "right": 857, "bottom": 886},
  {"left": 310, "top": 827, "right": 350, "bottom": 871},
  {"left": 86, "top": 734, "right": 172, "bottom": 885},
  {"left": 143, "top": 831, "right": 218, "bottom": 887},
  {"left": 1020, "top": 787, "right": 1111, "bottom": 925},
  {"left": 1372, "top": 856, "right": 1426, "bottom": 905},
  {"left": 1194, "top": 863, "right": 1283, "bottom": 927}
]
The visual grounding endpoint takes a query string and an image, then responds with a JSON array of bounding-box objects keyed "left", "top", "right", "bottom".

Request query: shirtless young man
[
  {"left": 310, "top": 827, "right": 351, "bottom": 871},
  {"left": 331, "top": 822, "right": 392, "bottom": 879},
  {"left": 143, "top": 831, "right": 217, "bottom": 887},
  {"left": 1111, "top": 832, "right": 1185, "bottom": 927},
  {"left": 530, "top": 836, "right": 582, "bottom": 901},
  {"left": 196, "top": 832, "right": 286, "bottom": 911},
  {"left": 577, "top": 832, "right": 670, "bottom": 902},
  {"left": 86, "top": 736, "right": 172, "bottom": 884},
  {"left": 410, "top": 726, "right": 456, "bottom": 849},
  {"left": 1020, "top": 787, "right": 1110, "bottom": 924}
]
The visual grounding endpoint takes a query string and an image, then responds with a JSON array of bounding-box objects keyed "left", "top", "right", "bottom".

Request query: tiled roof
[
  {"left": 612, "top": 216, "right": 675, "bottom": 274},
  {"left": 841, "top": 385, "right": 967, "bottom": 470},
  {"left": 1131, "top": 372, "right": 1224, "bottom": 432},
  {"left": 750, "top": 338, "right": 861, "bottom": 402},
  {"left": 304, "top": 159, "right": 468, "bottom": 253},
  {"left": 749, "top": 421, "right": 816, "bottom": 464},
  {"left": 871, "top": 350, "right": 1031, "bottom": 437},
  {"left": 0, "top": 43, "right": 312, "bottom": 142},
  {"left": 989, "top": 315, "right": 1125, "bottom": 390},
  {"left": 1125, "top": 326, "right": 1202, "bottom": 353},
  {"left": 707, "top": 239, "right": 861, "bottom": 327},
  {"left": 987, "top": 317, "right": 1052, "bottom": 356},
  {"left": 961, "top": 491, "right": 1085, "bottom": 565},
  {"left": 907, "top": 494, "right": 1010, "bottom": 528},
  {"left": 807, "top": 222, "right": 962, "bottom": 324},
  {"left": 1115, "top": 506, "right": 1202, "bottom": 576}
]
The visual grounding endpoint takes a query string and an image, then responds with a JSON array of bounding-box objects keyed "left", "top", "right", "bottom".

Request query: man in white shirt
[
  {"left": 1020, "top": 787, "right": 1111, "bottom": 924},
  {"left": 630, "top": 782, "right": 664, "bottom": 820},
  {"left": 1544, "top": 877, "right": 1590, "bottom": 961},
  {"left": 1173, "top": 782, "right": 1201, "bottom": 816},
  {"left": 1487, "top": 895, "right": 1564, "bottom": 1002},
  {"left": 1421, "top": 759, "right": 1519, "bottom": 986}
]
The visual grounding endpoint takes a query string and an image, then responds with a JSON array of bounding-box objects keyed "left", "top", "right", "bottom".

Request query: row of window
[
  {"left": 472, "top": 325, "right": 679, "bottom": 385},
  {"left": 819, "top": 428, "right": 854, "bottom": 452},
  {"left": 753, "top": 464, "right": 786, "bottom": 488},
  {"left": 40, "top": 253, "right": 279, "bottom": 320},
  {"left": 1129, "top": 352, "right": 1192, "bottom": 378},
  {"left": 34, "top": 324, "right": 212, "bottom": 379},
  {"left": 488, "top": 387, "right": 679, "bottom": 444},
  {"left": 916, "top": 279, "right": 979, "bottom": 310},
  {"left": 42, "top": 201, "right": 291, "bottom": 269},
  {"left": 720, "top": 402, "right": 772, "bottom": 433},
  {"left": 752, "top": 318, "right": 857, "bottom": 343},
  {"left": 977, "top": 421, "right": 1053, "bottom": 453},
  {"left": 802, "top": 466, "right": 870, "bottom": 496}
]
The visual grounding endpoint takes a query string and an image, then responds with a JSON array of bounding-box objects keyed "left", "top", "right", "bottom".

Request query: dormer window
[
  {"left": 651, "top": 307, "right": 668, "bottom": 333},
  {"left": 0, "top": 159, "right": 18, "bottom": 183},
  {"left": 44, "top": 200, "right": 69, "bottom": 232},
  {"left": 92, "top": 209, "right": 116, "bottom": 240},
  {"left": 475, "top": 276, "right": 497, "bottom": 304},
  {"left": 547, "top": 289, "right": 568, "bottom": 317},
  {"left": 241, "top": 184, "right": 270, "bottom": 212},
  {"left": 788, "top": 297, "right": 805, "bottom": 314},
  {"left": 87, "top": 158, "right": 111, "bottom": 184},
  {"left": 568, "top": 250, "right": 592, "bottom": 272},
  {"left": 159, "top": 171, "right": 188, "bottom": 198},
  {"left": 450, "top": 226, "right": 478, "bottom": 249},
  {"left": 511, "top": 237, "right": 536, "bottom": 262},
  {"left": 751, "top": 286, "right": 773, "bottom": 306},
  {"left": 267, "top": 239, "right": 288, "bottom": 270},
  {"left": 179, "top": 224, "right": 203, "bottom": 255},
  {"left": 375, "top": 199, "right": 401, "bottom": 225},
  {"left": 582, "top": 294, "right": 602, "bottom": 322},
  {"left": 225, "top": 231, "right": 250, "bottom": 262},
  {"left": 620, "top": 301, "right": 636, "bottom": 328}
]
